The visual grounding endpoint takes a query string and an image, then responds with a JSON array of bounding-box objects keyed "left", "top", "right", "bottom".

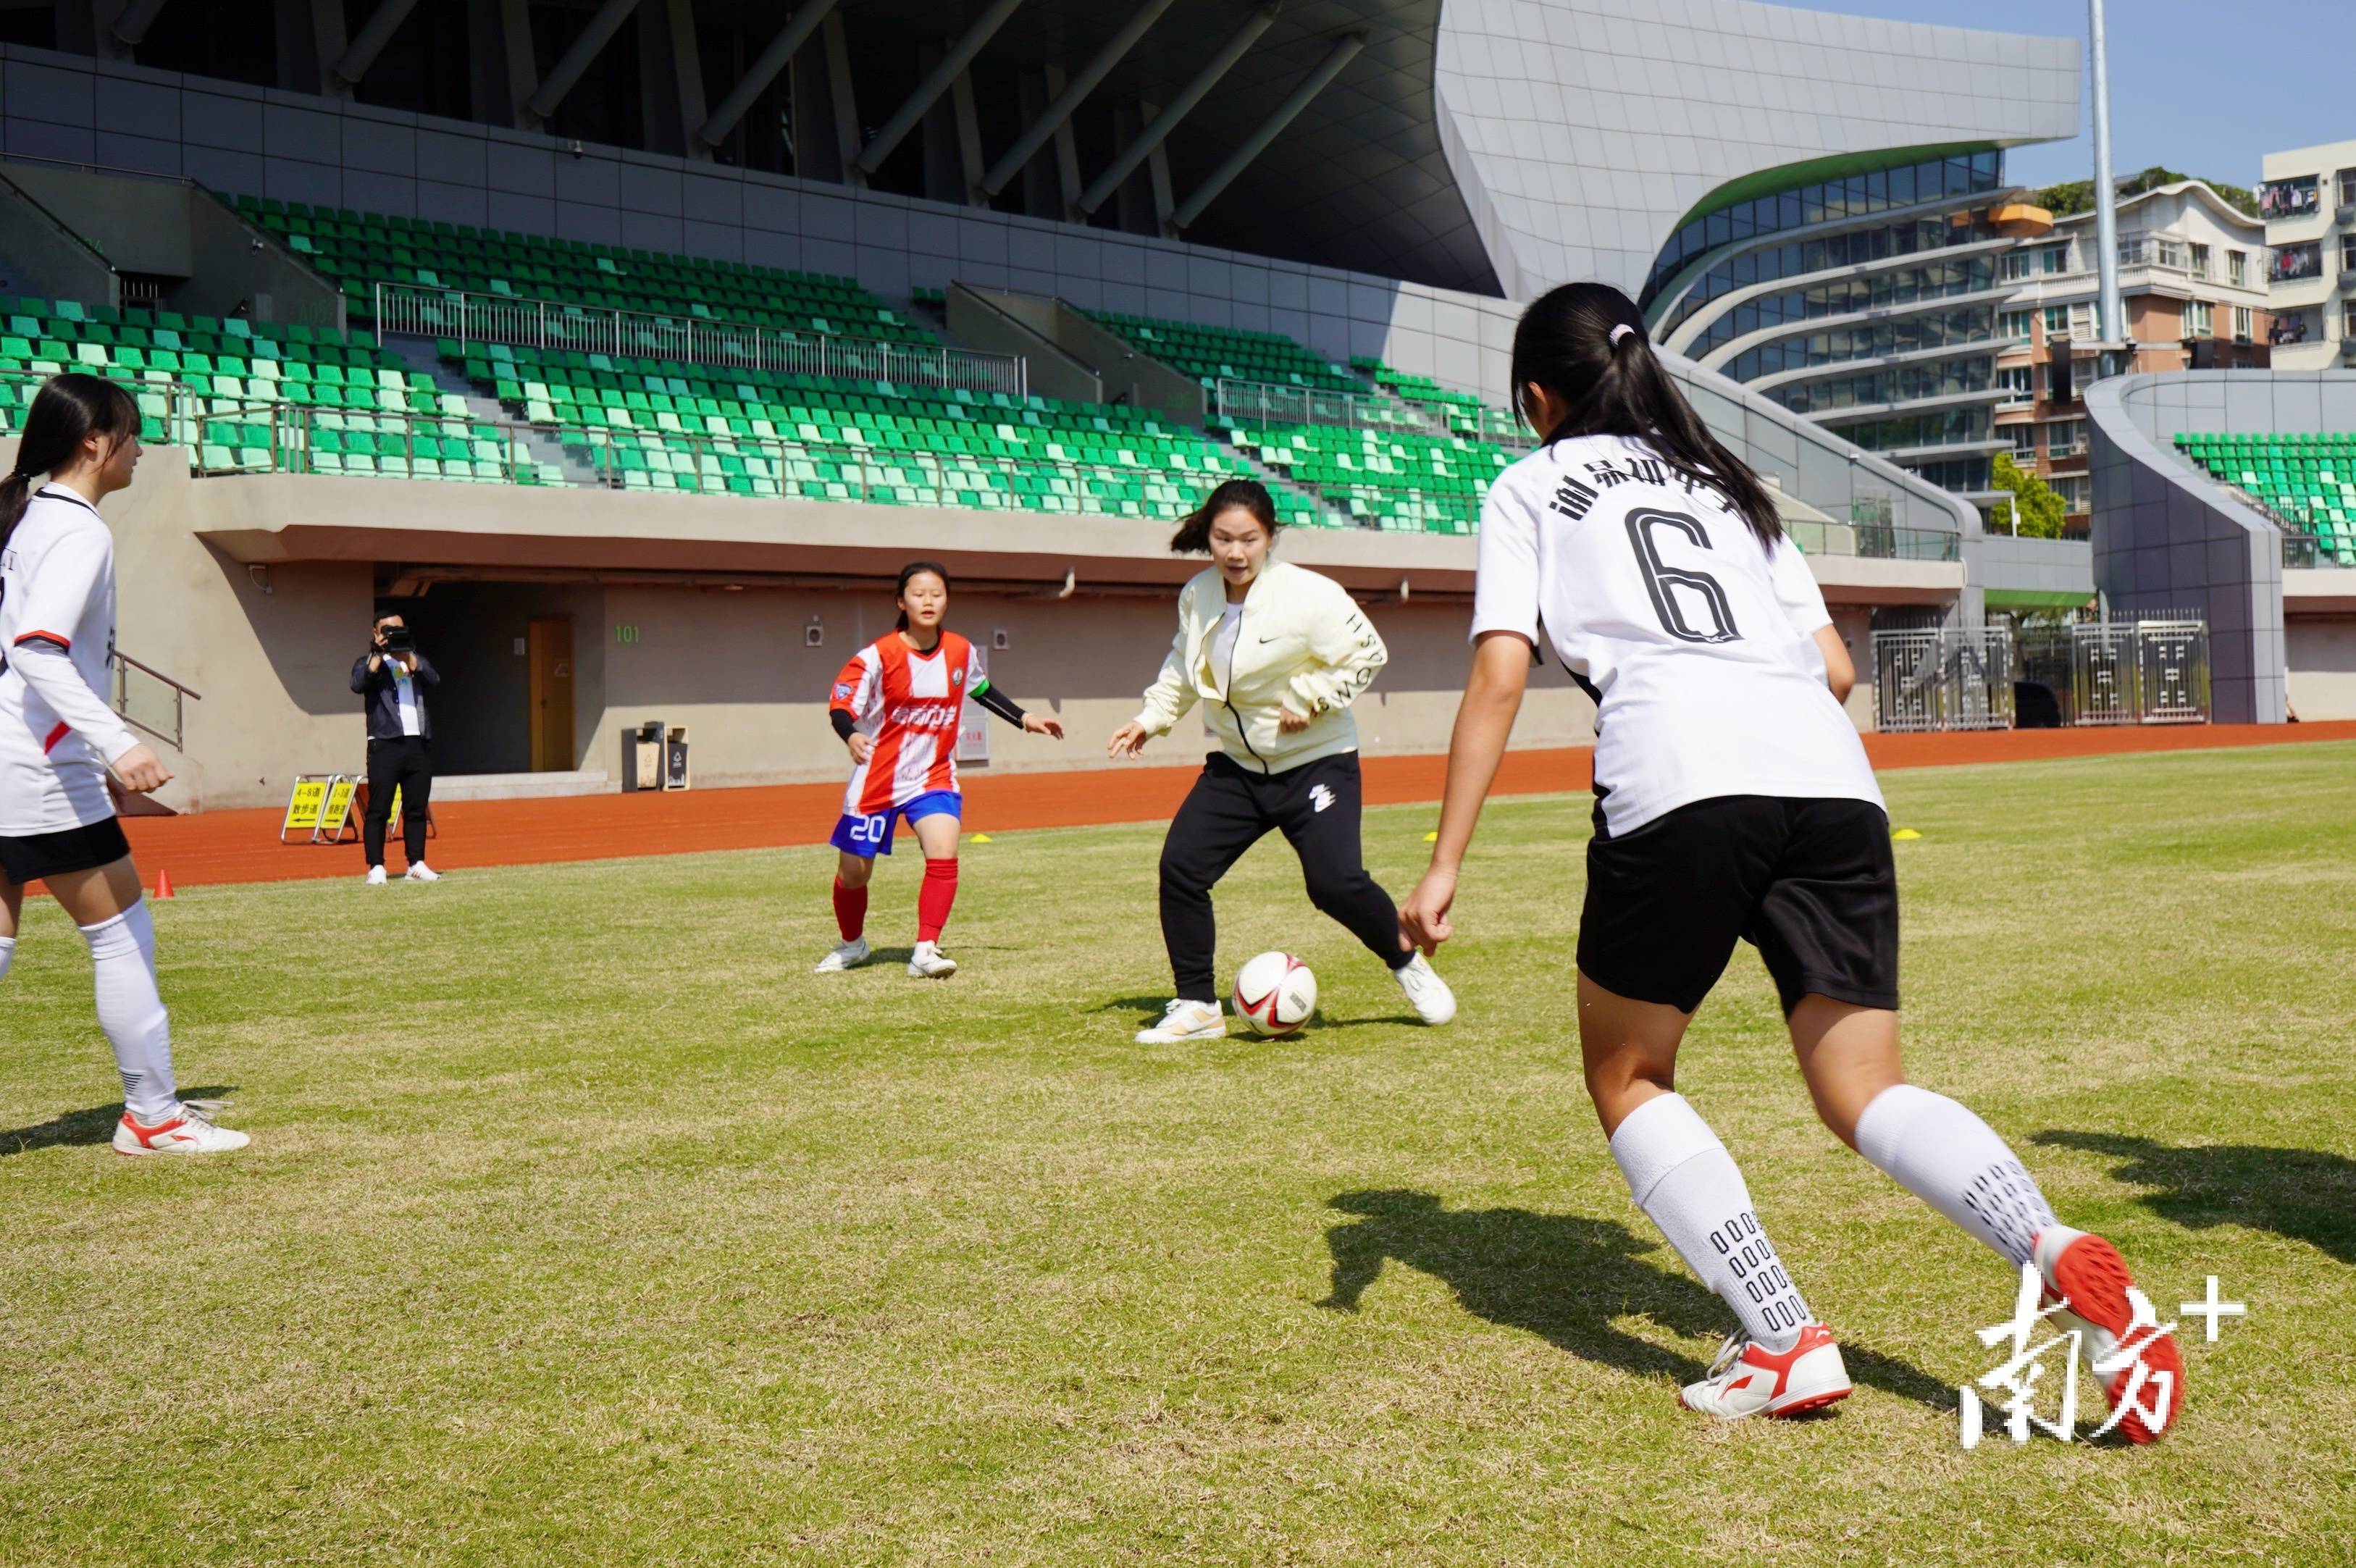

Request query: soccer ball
[{"left": 1231, "top": 951, "right": 1317, "bottom": 1036}]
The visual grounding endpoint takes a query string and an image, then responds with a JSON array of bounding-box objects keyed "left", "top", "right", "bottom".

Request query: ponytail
[
  {"left": 1, "top": 373, "right": 139, "bottom": 549},
  {"left": 1170, "top": 478, "right": 1280, "bottom": 553},
  {"left": 1509, "top": 283, "right": 1782, "bottom": 547}
]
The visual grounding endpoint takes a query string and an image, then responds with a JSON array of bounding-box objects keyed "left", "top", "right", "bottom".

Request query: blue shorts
[{"left": 830, "top": 789, "right": 961, "bottom": 858}]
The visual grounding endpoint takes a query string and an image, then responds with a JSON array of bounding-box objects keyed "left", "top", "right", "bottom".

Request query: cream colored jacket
[{"left": 1133, "top": 561, "right": 1387, "bottom": 773}]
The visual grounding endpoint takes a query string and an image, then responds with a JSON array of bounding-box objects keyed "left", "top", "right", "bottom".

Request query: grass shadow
[
  {"left": 2034, "top": 1131, "right": 2356, "bottom": 1266},
  {"left": 1320, "top": 1189, "right": 1948, "bottom": 1409},
  {"left": 1, "top": 1086, "right": 236, "bottom": 1157}
]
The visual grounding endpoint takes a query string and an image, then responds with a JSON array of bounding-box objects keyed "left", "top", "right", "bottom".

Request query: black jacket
[{"left": 350, "top": 651, "right": 440, "bottom": 740}]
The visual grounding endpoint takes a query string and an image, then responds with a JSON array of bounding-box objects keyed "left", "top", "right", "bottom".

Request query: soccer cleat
[
  {"left": 404, "top": 863, "right": 442, "bottom": 883},
  {"left": 113, "top": 1102, "right": 251, "bottom": 1157},
  {"left": 907, "top": 940, "right": 957, "bottom": 978},
  {"left": 1136, "top": 998, "right": 1227, "bottom": 1044},
  {"left": 1680, "top": 1322, "right": 1853, "bottom": 1420},
  {"left": 364, "top": 865, "right": 387, "bottom": 886},
  {"left": 2034, "top": 1225, "right": 2183, "bottom": 1443},
  {"left": 1392, "top": 951, "right": 1456, "bottom": 1025},
  {"left": 814, "top": 937, "right": 872, "bottom": 973}
]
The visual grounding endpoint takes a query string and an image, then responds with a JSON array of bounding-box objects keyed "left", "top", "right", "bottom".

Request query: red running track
[{"left": 104, "top": 720, "right": 2356, "bottom": 891}]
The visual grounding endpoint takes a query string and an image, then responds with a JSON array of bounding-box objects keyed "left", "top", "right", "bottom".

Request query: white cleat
[
  {"left": 1136, "top": 998, "right": 1226, "bottom": 1044},
  {"left": 1680, "top": 1322, "right": 1852, "bottom": 1420},
  {"left": 364, "top": 865, "right": 387, "bottom": 886},
  {"left": 907, "top": 940, "right": 958, "bottom": 978},
  {"left": 814, "top": 937, "right": 872, "bottom": 973},
  {"left": 404, "top": 863, "right": 442, "bottom": 882},
  {"left": 113, "top": 1102, "right": 251, "bottom": 1157},
  {"left": 1393, "top": 951, "right": 1456, "bottom": 1025}
]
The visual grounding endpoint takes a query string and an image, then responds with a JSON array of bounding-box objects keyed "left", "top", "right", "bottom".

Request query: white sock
[
  {"left": 78, "top": 902, "right": 178, "bottom": 1122},
  {"left": 0, "top": 934, "right": 14, "bottom": 980},
  {"left": 1853, "top": 1083, "right": 2058, "bottom": 1267},
  {"left": 1609, "top": 1093, "right": 1812, "bottom": 1351}
]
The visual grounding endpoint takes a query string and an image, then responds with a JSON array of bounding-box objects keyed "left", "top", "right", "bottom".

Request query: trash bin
[
  {"left": 624, "top": 720, "right": 664, "bottom": 790},
  {"left": 663, "top": 726, "right": 690, "bottom": 790}
]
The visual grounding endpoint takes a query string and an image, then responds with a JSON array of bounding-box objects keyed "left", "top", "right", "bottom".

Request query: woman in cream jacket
[{"left": 1110, "top": 479, "right": 1456, "bottom": 1043}]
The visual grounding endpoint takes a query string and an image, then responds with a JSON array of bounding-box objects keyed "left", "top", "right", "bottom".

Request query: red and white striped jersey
[{"left": 829, "top": 630, "right": 985, "bottom": 814}]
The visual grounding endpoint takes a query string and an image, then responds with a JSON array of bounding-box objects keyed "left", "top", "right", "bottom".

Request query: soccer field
[{"left": 4, "top": 745, "right": 2352, "bottom": 1564}]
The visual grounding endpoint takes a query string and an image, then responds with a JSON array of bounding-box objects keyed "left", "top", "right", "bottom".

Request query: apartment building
[
  {"left": 1995, "top": 180, "right": 2271, "bottom": 530},
  {"left": 2260, "top": 140, "right": 2356, "bottom": 369}
]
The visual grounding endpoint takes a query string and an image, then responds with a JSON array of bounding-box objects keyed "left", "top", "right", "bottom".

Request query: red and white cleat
[
  {"left": 1680, "top": 1322, "right": 1852, "bottom": 1419},
  {"left": 112, "top": 1103, "right": 251, "bottom": 1156},
  {"left": 2034, "top": 1226, "right": 2183, "bottom": 1443}
]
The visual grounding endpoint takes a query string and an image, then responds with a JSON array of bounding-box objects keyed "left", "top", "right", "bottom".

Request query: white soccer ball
[{"left": 1231, "top": 951, "right": 1317, "bottom": 1037}]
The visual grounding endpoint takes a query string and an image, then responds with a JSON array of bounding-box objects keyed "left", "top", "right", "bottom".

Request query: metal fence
[
  {"left": 1215, "top": 377, "right": 1445, "bottom": 437},
  {"left": 372, "top": 283, "right": 1026, "bottom": 398},
  {"left": 1784, "top": 519, "right": 1962, "bottom": 561},
  {"left": 112, "top": 651, "right": 200, "bottom": 752},
  {"left": 1872, "top": 626, "right": 2016, "bottom": 732}
]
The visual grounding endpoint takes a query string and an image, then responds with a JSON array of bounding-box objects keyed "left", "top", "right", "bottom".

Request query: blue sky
[{"left": 1798, "top": 0, "right": 2354, "bottom": 192}]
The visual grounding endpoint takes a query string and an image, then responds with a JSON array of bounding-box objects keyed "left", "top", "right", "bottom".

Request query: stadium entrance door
[{"left": 529, "top": 616, "right": 577, "bottom": 771}]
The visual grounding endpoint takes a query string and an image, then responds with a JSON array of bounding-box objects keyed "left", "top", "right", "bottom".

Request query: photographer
[{"left": 350, "top": 613, "right": 441, "bottom": 885}]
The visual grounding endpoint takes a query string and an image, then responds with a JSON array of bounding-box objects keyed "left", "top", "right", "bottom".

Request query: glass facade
[
  {"left": 1908, "top": 456, "right": 1992, "bottom": 492},
  {"left": 1657, "top": 212, "right": 2003, "bottom": 338},
  {"left": 1770, "top": 357, "right": 1995, "bottom": 416},
  {"left": 1724, "top": 306, "right": 1998, "bottom": 382},
  {"left": 1824, "top": 407, "right": 1990, "bottom": 453},
  {"left": 1640, "top": 151, "right": 2005, "bottom": 309},
  {"left": 1685, "top": 257, "right": 2001, "bottom": 359}
]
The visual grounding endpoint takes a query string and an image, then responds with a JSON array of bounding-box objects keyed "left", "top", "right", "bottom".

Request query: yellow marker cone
[
  {"left": 1891, "top": 828, "right": 1921, "bottom": 840},
  {"left": 1422, "top": 831, "right": 1438, "bottom": 842},
  {"left": 970, "top": 833, "right": 993, "bottom": 843}
]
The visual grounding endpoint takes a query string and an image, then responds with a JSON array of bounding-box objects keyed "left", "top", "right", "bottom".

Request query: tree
[
  {"left": 1990, "top": 453, "right": 2069, "bottom": 537},
  {"left": 2034, "top": 167, "right": 2258, "bottom": 220}
]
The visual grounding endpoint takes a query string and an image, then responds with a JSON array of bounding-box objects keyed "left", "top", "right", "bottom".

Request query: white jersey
[
  {"left": 1470, "top": 433, "right": 1881, "bottom": 836},
  {"left": 0, "top": 485, "right": 138, "bottom": 835}
]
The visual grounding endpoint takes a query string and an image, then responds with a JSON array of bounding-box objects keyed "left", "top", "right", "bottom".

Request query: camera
[{"left": 381, "top": 626, "right": 416, "bottom": 654}]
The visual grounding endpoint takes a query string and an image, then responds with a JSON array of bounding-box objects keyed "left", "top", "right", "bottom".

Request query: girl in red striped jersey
[{"left": 817, "top": 563, "right": 1062, "bottom": 977}]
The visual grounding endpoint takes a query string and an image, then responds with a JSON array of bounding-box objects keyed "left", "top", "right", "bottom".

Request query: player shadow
[
  {"left": 0, "top": 1086, "right": 236, "bottom": 1157},
  {"left": 1317, "top": 1190, "right": 1948, "bottom": 1410},
  {"left": 2033, "top": 1131, "right": 2356, "bottom": 1267}
]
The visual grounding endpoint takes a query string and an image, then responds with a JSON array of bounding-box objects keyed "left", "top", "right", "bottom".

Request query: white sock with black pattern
[
  {"left": 1609, "top": 1092, "right": 1813, "bottom": 1353},
  {"left": 1853, "top": 1083, "right": 2058, "bottom": 1268}
]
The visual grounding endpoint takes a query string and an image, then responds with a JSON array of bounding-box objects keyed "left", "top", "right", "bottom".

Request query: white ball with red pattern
[{"left": 1231, "top": 951, "right": 1317, "bottom": 1037}]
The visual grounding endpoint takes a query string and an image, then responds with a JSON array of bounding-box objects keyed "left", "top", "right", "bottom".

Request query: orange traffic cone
[{"left": 154, "top": 869, "right": 175, "bottom": 900}]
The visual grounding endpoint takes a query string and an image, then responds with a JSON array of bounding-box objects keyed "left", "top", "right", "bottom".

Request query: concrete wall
[{"left": 2286, "top": 618, "right": 2356, "bottom": 721}]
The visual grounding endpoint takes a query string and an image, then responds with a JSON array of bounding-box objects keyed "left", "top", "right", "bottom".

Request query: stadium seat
[{"left": 2175, "top": 432, "right": 2356, "bottom": 563}]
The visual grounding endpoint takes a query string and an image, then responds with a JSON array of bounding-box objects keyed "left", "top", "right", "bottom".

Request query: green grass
[{"left": 4, "top": 744, "right": 2354, "bottom": 1564}]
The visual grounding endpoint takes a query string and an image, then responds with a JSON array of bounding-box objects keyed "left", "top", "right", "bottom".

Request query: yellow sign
[
  {"left": 281, "top": 777, "right": 327, "bottom": 838},
  {"left": 387, "top": 784, "right": 403, "bottom": 826},
  {"left": 318, "top": 776, "right": 356, "bottom": 841}
]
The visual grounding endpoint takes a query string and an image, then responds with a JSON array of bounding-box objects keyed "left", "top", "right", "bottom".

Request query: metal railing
[
  {"left": 1873, "top": 626, "right": 2016, "bottom": 732},
  {"left": 374, "top": 282, "right": 1024, "bottom": 398},
  {"left": 2016, "top": 621, "right": 2210, "bottom": 726},
  {"left": 1785, "top": 519, "right": 1962, "bottom": 561},
  {"left": 111, "top": 651, "right": 200, "bottom": 752},
  {"left": 2284, "top": 533, "right": 2356, "bottom": 569},
  {"left": 1215, "top": 377, "right": 1444, "bottom": 437}
]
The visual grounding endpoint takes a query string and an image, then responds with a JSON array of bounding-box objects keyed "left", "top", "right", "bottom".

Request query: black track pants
[
  {"left": 1157, "top": 750, "right": 1409, "bottom": 1002},
  {"left": 364, "top": 735, "right": 433, "bottom": 868}
]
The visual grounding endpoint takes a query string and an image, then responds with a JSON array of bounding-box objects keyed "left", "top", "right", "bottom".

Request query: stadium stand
[
  {"left": 1351, "top": 357, "right": 1527, "bottom": 443},
  {"left": 1086, "top": 311, "right": 1359, "bottom": 394},
  {"left": 1211, "top": 417, "right": 1506, "bottom": 532},
  {"left": 2175, "top": 433, "right": 2356, "bottom": 563}
]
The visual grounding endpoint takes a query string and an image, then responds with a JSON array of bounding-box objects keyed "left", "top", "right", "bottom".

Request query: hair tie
[{"left": 1608, "top": 324, "right": 1635, "bottom": 348}]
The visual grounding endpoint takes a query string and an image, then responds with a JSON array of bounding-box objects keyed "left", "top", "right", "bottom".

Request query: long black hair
[
  {"left": 1510, "top": 283, "right": 1781, "bottom": 546},
  {"left": 894, "top": 560, "right": 949, "bottom": 632},
  {"left": 1, "top": 372, "right": 140, "bottom": 548},
  {"left": 1170, "top": 478, "right": 1280, "bottom": 553}
]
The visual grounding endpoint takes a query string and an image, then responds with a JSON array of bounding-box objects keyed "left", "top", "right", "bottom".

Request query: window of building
[
  {"left": 2340, "top": 169, "right": 2356, "bottom": 208},
  {"left": 2051, "top": 474, "right": 2091, "bottom": 512},
  {"left": 2228, "top": 250, "right": 2247, "bottom": 286},
  {"left": 2189, "top": 243, "right": 2210, "bottom": 280},
  {"left": 2345, "top": 301, "right": 2356, "bottom": 340},
  {"left": 2070, "top": 302, "right": 2095, "bottom": 339},
  {"left": 2259, "top": 175, "right": 2321, "bottom": 219},
  {"left": 1997, "top": 365, "right": 2034, "bottom": 405},
  {"left": 2234, "top": 305, "right": 2253, "bottom": 343},
  {"left": 2044, "top": 304, "right": 2071, "bottom": 336},
  {"left": 2000, "top": 251, "right": 2034, "bottom": 282},
  {"left": 2273, "top": 242, "right": 2323, "bottom": 282},
  {"left": 2342, "top": 235, "right": 2356, "bottom": 272},
  {"left": 2272, "top": 310, "right": 2311, "bottom": 345},
  {"left": 2181, "top": 301, "right": 2214, "bottom": 339},
  {"left": 2040, "top": 244, "right": 2071, "bottom": 274},
  {"left": 2046, "top": 419, "right": 2086, "bottom": 458},
  {"left": 2008, "top": 422, "right": 2037, "bottom": 456},
  {"left": 1999, "top": 309, "right": 2036, "bottom": 340}
]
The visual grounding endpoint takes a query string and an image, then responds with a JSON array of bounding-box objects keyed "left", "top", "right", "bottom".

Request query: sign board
[
  {"left": 280, "top": 776, "right": 330, "bottom": 841},
  {"left": 317, "top": 776, "right": 357, "bottom": 842}
]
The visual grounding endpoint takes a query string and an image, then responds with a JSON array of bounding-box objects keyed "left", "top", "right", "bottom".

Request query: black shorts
[
  {"left": 1576, "top": 795, "right": 1898, "bottom": 1017},
  {"left": 0, "top": 816, "right": 132, "bottom": 884}
]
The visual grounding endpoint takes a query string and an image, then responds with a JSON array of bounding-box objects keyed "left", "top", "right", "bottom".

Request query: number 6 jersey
[{"left": 1470, "top": 433, "right": 1882, "bottom": 836}]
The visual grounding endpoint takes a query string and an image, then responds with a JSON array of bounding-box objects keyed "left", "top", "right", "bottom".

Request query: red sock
[
  {"left": 917, "top": 858, "right": 959, "bottom": 942},
  {"left": 831, "top": 876, "right": 868, "bottom": 942}
]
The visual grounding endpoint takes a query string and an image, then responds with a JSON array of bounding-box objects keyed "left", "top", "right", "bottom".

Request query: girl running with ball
[
  {"left": 816, "top": 562, "right": 1062, "bottom": 977},
  {"left": 1398, "top": 285, "right": 2181, "bottom": 1438},
  {"left": 1112, "top": 479, "right": 1454, "bottom": 1043}
]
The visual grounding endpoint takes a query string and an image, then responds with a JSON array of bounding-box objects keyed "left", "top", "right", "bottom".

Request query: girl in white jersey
[
  {"left": 1398, "top": 287, "right": 2179, "bottom": 1439},
  {"left": 0, "top": 374, "right": 247, "bottom": 1155}
]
